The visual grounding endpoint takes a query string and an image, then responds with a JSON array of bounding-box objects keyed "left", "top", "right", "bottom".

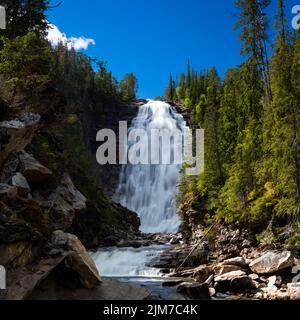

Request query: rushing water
[
  {"left": 92, "top": 245, "right": 165, "bottom": 277},
  {"left": 114, "top": 100, "right": 188, "bottom": 233},
  {"left": 91, "top": 245, "right": 186, "bottom": 300},
  {"left": 92, "top": 101, "right": 188, "bottom": 299}
]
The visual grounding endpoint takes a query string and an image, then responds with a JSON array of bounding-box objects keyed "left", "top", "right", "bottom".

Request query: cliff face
[
  {"left": 0, "top": 83, "right": 143, "bottom": 299},
  {"left": 85, "top": 99, "right": 147, "bottom": 196}
]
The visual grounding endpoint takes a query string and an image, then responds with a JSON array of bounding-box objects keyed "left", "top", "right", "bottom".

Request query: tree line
[
  {"left": 0, "top": 0, "right": 138, "bottom": 110},
  {"left": 165, "top": 0, "right": 300, "bottom": 242}
]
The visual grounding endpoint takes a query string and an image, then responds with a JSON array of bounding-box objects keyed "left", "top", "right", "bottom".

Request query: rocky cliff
[{"left": 0, "top": 83, "right": 144, "bottom": 299}]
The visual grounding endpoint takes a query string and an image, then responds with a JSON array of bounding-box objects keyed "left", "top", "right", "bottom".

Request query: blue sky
[{"left": 47, "top": 0, "right": 299, "bottom": 98}]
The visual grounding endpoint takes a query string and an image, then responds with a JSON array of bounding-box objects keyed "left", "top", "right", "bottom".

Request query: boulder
[
  {"left": 230, "top": 276, "right": 257, "bottom": 293},
  {"left": 0, "top": 113, "right": 40, "bottom": 168},
  {"left": 11, "top": 172, "right": 30, "bottom": 196},
  {"left": 249, "top": 251, "right": 293, "bottom": 275},
  {"left": 215, "top": 270, "right": 247, "bottom": 282},
  {"left": 4, "top": 230, "right": 102, "bottom": 300},
  {"left": 213, "top": 263, "right": 244, "bottom": 275},
  {"left": 6, "top": 255, "right": 66, "bottom": 300},
  {"left": 170, "top": 265, "right": 212, "bottom": 283},
  {"left": 177, "top": 282, "right": 211, "bottom": 300},
  {"left": 51, "top": 230, "right": 101, "bottom": 289},
  {"left": 19, "top": 152, "right": 53, "bottom": 184},
  {"left": 214, "top": 270, "right": 256, "bottom": 293},
  {"left": 222, "top": 257, "right": 248, "bottom": 268}
]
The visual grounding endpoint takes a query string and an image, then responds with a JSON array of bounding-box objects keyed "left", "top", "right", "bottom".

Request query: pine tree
[
  {"left": 198, "top": 68, "right": 223, "bottom": 195},
  {"left": 0, "top": 0, "right": 50, "bottom": 39},
  {"left": 258, "top": 0, "right": 300, "bottom": 218},
  {"left": 235, "top": 0, "right": 272, "bottom": 101},
  {"left": 217, "top": 0, "right": 268, "bottom": 222},
  {"left": 176, "top": 73, "right": 186, "bottom": 101},
  {"left": 165, "top": 74, "right": 175, "bottom": 101},
  {"left": 119, "top": 73, "right": 138, "bottom": 102}
]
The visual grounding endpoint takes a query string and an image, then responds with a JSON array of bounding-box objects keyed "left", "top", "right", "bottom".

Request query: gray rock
[
  {"left": 213, "top": 263, "right": 244, "bottom": 275},
  {"left": 249, "top": 251, "right": 293, "bottom": 274},
  {"left": 215, "top": 270, "right": 247, "bottom": 282},
  {"left": 11, "top": 172, "right": 30, "bottom": 196},
  {"left": 222, "top": 257, "right": 248, "bottom": 268}
]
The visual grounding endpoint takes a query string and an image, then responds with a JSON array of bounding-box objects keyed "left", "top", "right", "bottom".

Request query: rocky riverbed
[
  {"left": 88, "top": 226, "right": 300, "bottom": 300},
  {"left": 142, "top": 226, "right": 300, "bottom": 300}
]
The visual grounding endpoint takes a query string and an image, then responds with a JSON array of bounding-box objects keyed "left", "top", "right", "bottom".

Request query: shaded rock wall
[{"left": 0, "top": 83, "right": 143, "bottom": 299}]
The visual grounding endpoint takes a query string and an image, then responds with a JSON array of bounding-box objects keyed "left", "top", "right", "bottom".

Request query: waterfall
[{"left": 114, "top": 100, "right": 188, "bottom": 233}]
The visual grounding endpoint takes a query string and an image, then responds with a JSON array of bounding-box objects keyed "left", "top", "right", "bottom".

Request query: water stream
[{"left": 92, "top": 101, "right": 188, "bottom": 299}]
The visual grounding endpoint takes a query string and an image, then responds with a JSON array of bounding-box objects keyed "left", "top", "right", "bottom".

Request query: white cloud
[{"left": 47, "top": 24, "right": 95, "bottom": 51}]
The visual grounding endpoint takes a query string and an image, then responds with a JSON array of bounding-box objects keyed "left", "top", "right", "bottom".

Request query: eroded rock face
[
  {"left": 51, "top": 230, "right": 101, "bottom": 289},
  {"left": 0, "top": 241, "right": 35, "bottom": 268},
  {"left": 0, "top": 113, "right": 40, "bottom": 168},
  {"left": 249, "top": 251, "right": 293, "bottom": 275},
  {"left": 4, "top": 230, "right": 102, "bottom": 300},
  {"left": 0, "top": 201, "right": 42, "bottom": 243},
  {"left": 33, "top": 174, "right": 87, "bottom": 231}
]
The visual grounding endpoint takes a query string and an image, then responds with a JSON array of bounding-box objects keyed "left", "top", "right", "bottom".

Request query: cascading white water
[
  {"left": 92, "top": 245, "right": 166, "bottom": 277},
  {"left": 92, "top": 101, "right": 189, "bottom": 298},
  {"left": 114, "top": 100, "right": 188, "bottom": 233}
]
